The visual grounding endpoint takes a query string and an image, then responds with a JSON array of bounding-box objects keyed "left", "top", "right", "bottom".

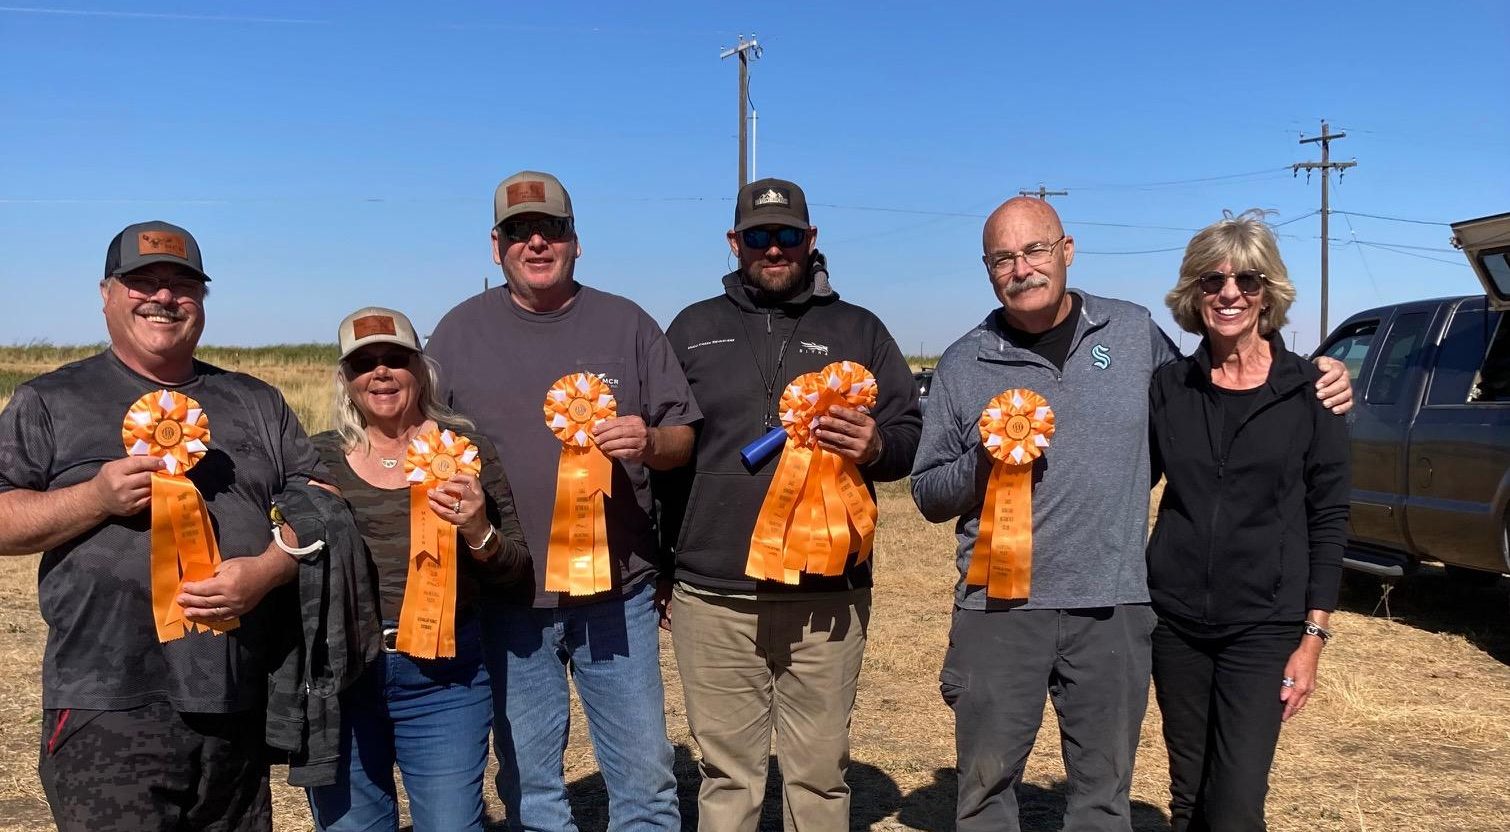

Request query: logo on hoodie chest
[
  {"left": 1091, "top": 344, "right": 1111, "bottom": 370},
  {"left": 798, "top": 341, "right": 829, "bottom": 356}
]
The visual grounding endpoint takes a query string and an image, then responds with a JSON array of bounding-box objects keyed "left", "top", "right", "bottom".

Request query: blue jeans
[
  {"left": 481, "top": 579, "right": 679, "bottom": 832},
  {"left": 307, "top": 618, "right": 493, "bottom": 832}
]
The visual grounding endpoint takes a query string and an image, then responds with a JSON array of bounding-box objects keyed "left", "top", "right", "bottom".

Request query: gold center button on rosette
[
  {"left": 971, "top": 389, "right": 1055, "bottom": 600},
  {"left": 543, "top": 373, "right": 617, "bottom": 596},
  {"left": 747, "top": 361, "right": 881, "bottom": 584},
  {"left": 122, "top": 390, "right": 232, "bottom": 641},
  {"left": 397, "top": 427, "right": 482, "bottom": 659}
]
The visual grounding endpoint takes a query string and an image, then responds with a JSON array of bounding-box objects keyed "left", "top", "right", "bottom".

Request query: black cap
[
  {"left": 103, "top": 220, "right": 210, "bottom": 282},
  {"left": 733, "top": 178, "right": 810, "bottom": 232}
]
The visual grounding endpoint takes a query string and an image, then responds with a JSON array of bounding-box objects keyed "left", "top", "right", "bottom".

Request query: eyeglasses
[
  {"left": 1197, "top": 270, "right": 1266, "bottom": 297},
  {"left": 498, "top": 216, "right": 575, "bottom": 244},
  {"left": 345, "top": 349, "right": 414, "bottom": 374},
  {"left": 982, "top": 236, "right": 1067, "bottom": 274},
  {"left": 118, "top": 273, "right": 205, "bottom": 299},
  {"left": 741, "top": 226, "right": 808, "bottom": 249}
]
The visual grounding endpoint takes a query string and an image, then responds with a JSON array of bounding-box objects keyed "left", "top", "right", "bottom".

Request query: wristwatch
[{"left": 1303, "top": 620, "right": 1332, "bottom": 643}]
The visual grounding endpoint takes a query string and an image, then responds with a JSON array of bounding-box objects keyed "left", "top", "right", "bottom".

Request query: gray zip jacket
[{"left": 911, "top": 290, "right": 1179, "bottom": 610}]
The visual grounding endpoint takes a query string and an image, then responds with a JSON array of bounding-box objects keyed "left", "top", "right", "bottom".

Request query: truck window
[
  {"left": 1365, "top": 312, "right": 1429, "bottom": 405},
  {"left": 1321, "top": 320, "right": 1379, "bottom": 384},
  {"left": 1470, "top": 315, "right": 1510, "bottom": 403},
  {"left": 1427, "top": 303, "right": 1501, "bottom": 406}
]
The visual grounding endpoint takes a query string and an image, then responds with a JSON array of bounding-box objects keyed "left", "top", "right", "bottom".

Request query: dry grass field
[{"left": 2, "top": 346, "right": 1509, "bottom": 831}]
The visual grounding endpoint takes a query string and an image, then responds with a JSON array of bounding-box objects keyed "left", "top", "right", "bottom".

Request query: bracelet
[
  {"left": 1303, "top": 620, "right": 1332, "bottom": 643},
  {"left": 465, "top": 525, "right": 497, "bottom": 551}
]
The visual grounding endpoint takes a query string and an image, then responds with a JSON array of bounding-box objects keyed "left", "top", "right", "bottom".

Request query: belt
[{"left": 381, "top": 626, "right": 400, "bottom": 654}]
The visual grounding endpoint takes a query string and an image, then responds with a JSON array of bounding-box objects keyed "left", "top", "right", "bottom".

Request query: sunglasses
[
  {"left": 741, "top": 226, "right": 808, "bottom": 249},
  {"left": 1197, "top": 270, "right": 1266, "bottom": 297},
  {"left": 345, "top": 349, "right": 414, "bottom": 374},
  {"left": 499, "top": 216, "right": 575, "bottom": 244}
]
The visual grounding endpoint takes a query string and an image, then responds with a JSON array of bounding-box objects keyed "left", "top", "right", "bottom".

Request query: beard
[{"left": 742, "top": 255, "right": 809, "bottom": 300}]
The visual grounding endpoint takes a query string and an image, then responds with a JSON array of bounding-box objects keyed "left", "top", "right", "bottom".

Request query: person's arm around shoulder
[
  {"left": 1312, "top": 355, "right": 1352, "bottom": 414},
  {"left": 910, "top": 359, "right": 993, "bottom": 523}
]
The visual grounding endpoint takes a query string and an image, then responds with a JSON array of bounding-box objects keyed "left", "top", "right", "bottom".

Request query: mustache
[
  {"left": 1001, "top": 276, "right": 1050, "bottom": 297},
  {"left": 136, "top": 303, "right": 188, "bottom": 321}
]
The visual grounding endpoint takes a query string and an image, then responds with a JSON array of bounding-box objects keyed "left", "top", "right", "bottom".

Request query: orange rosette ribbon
[
  {"left": 122, "top": 389, "right": 235, "bottom": 642},
  {"left": 543, "top": 373, "right": 616, "bottom": 596},
  {"left": 747, "top": 361, "right": 880, "bottom": 584},
  {"left": 399, "top": 427, "right": 482, "bottom": 658},
  {"left": 970, "top": 389, "right": 1055, "bottom": 600}
]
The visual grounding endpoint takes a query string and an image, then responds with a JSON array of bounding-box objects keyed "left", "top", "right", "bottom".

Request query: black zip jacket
[
  {"left": 1147, "top": 333, "right": 1350, "bottom": 624},
  {"left": 660, "top": 269, "right": 922, "bottom": 592}
]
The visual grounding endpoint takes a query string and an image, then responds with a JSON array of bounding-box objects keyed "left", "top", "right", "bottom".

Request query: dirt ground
[{"left": 2, "top": 481, "right": 1508, "bottom": 831}]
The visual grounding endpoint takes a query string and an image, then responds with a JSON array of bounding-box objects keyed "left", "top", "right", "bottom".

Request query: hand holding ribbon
[
  {"left": 399, "top": 427, "right": 482, "bottom": 658},
  {"left": 746, "top": 361, "right": 880, "bottom": 584},
  {"left": 969, "top": 389, "right": 1055, "bottom": 600},
  {"left": 544, "top": 373, "right": 616, "bottom": 596},
  {"left": 122, "top": 389, "right": 234, "bottom": 642}
]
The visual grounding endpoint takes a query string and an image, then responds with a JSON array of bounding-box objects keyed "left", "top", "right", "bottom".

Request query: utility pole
[
  {"left": 1019, "top": 184, "right": 1068, "bottom": 201},
  {"left": 720, "top": 34, "right": 761, "bottom": 189},
  {"left": 1292, "top": 119, "right": 1357, "bottom": 343}
]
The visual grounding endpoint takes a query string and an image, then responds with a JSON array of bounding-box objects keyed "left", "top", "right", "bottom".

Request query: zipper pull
[{"left": 767, "top": 312, "right": 772, "bottom": 334}]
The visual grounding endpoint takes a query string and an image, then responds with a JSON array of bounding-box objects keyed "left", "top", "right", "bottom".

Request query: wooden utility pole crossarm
[
  {"left": 1293, "top": 119, "right": 1359, "bottom": 343},
  {"left": 1019, "top": 185, "right": 1068, "bottom": 201}
]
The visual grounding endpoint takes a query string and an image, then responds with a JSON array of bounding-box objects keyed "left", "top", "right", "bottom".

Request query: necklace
[
  {"left": 370, "top": 423, "right": 421, "bottom": 471},
  {"left": 380, "top": 457, "right": 398, "bottom": 469}
]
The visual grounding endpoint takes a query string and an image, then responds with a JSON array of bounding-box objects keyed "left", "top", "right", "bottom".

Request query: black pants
[
  {"left": 1151, "top": 617, "right": 1301, "bottom": 832},
  {"left": 38, "top": 701, "right": 271, "bottom": 832},
  {"left": 940, "top": 604, "right": 1156, "bottom": 832}
]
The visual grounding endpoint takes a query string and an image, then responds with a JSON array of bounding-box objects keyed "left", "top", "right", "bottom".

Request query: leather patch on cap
[
  {"left": 352, "top": 315, "right": 397, "bottom": 339},
  {"left": 507, "top": 181, "right": 547, "bottom": 206},
  {"left": 138, "top": 232, "right": 187, "bottom": 259}
]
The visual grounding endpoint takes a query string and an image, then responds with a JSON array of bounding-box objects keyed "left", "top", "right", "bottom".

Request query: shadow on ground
[
  {"left": 1337, "top": 566, "right": 1510, "bottom": 664},
  {"left": 897, "top": 767, "right": 1169, "bottom": 832},
  {"left": 471, "top": 747, "right": 1167, "bottom": 831}
]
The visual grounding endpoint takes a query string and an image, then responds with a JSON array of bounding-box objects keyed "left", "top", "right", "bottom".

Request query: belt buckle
[{"left": 381, "top": 626, "right": 399, "bottom": 654}]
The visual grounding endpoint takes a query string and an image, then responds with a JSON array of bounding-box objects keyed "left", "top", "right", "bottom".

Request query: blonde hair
[
  {"left": 1166, "top": 209, "right": 1296, "bottom": 336},
  {"left": 332, "top": 351, "right": 474, "bottom": 452}
]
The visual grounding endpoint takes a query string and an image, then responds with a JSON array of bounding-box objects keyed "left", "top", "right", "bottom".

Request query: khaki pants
[{"left": 671, "top": 584, "right": 870, "bottom": 832}]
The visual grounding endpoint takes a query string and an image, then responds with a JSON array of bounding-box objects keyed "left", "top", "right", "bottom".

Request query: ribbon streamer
[
  {"left": 746, "top": 361, "right": 880, "bottom": 584},
  {"left": 122, "top": 389, "right": 235, "bottom": 642},
  {"left": 969, "top": 389, "right": 1055, "bottom": 600},
  {"left": 543, "top": 373, "right": 616, "bottom": 596},
  {"left": 399, "top": 427, "right": 481, "bottom": 658}
]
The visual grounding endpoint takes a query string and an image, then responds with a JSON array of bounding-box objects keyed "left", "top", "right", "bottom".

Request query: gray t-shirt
[
  {"left": 427, "top": 284, "right": 701, "bottom": 608},
  {"left": 0, "top": 351, "right": 324, "bottom": 712}
]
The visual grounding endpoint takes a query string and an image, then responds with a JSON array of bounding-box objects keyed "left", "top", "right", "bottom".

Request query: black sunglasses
[
  {"left": 1197, "top": 270, "right": 1265, "bottom": 297},
  {"left": 741, "top": 226, "right": 807, "bottom": 249},
  {"left": 499, "top": 216, "right": 575, "bottom": 244},
  {"left": 345, "top": 349, "right": 414, "bottom": 374}
]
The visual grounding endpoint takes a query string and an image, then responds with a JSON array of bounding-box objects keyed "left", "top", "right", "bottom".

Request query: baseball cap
[
  {"left": 103, "top": 220, "right": 210, "bottom": 282},
  {"left": 494, "top": 170, "right": 573, "bottom": 228},
  {"left": 733, "top": 178, "right": 810, "bottom": 232},
  {"left": 337, "top": 306, "right": 422, "bottom": 361}
]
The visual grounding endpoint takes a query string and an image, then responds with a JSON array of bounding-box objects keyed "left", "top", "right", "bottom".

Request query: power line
[
  {"left": 1353, "top": 242, "right": 1467, "bottom": 267},
  {"left": 1061, "top": 167, "right": 1290, "bottom": 190},
  {"left": 1331, "top": 210, "right": 1450, "bottom": 227}
]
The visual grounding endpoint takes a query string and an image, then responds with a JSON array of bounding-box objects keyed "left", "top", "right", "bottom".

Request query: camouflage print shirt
[
  {"left": 310, "top": 427, "right": 529, "bottom": 622},
  {"left": 0, "top": 351, "right": 326, "bottom": 713}
]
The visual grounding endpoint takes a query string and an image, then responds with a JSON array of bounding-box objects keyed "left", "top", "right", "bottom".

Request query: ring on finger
[{"left": 452, "top": 500, "right": 463, "bottom": 513}]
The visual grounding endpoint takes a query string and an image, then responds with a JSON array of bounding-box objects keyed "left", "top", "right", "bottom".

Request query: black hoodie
[
  {"left": 660, "top": 266, "right": 922, "bottom": 593},
  {"left": 1147, "top": 333, "right": 1350, "bottom": 624}
]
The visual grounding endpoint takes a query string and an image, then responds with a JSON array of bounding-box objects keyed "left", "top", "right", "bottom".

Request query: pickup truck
[{"left": 1314, "top": 211, "right": 1510, "bottom": 580}]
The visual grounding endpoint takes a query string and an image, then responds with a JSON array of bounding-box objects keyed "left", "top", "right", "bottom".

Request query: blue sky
[{"left": 3, "top": 1, "right": 1507, "bottom": 355}]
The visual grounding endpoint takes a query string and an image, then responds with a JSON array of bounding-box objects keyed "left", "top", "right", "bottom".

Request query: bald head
[
  {"left": 981, "top": 196, "right": 1075, "bottom": 333},
  {"left": 983, "top": 196, "right": 1064, "bottom": 250}
]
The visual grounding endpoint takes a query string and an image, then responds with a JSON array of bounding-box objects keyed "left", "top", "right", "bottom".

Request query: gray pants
[{"left": 940, "top": 604, "right": 1156, "bottom": 832}]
